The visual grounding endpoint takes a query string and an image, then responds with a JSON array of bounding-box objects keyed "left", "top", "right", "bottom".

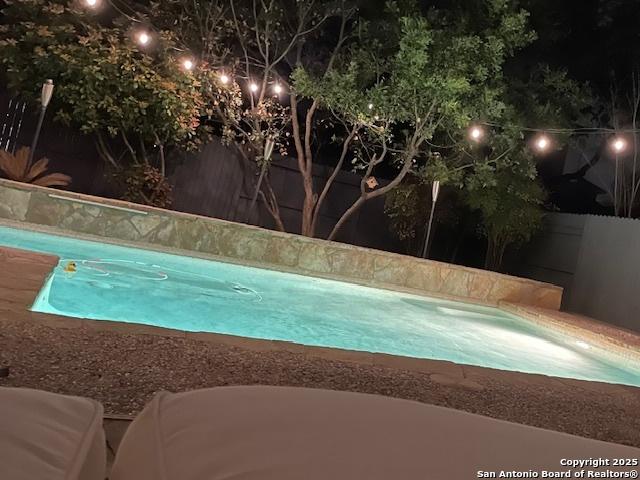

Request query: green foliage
[
  {"left": 211, "top": 77, "right": 291, "bottom": 165},
  {"left": 0, "top": 0, "right": 210, "bottom": 191},
  {"left": 118, "top": 163, "right": 173, "bottom": 209},
  {"left": 147, "top": 0, "right": 299, "bottom": 168},
  {"left": 465, "top": 158, "right": 546, "bottom": 270},
  {"left": 384, "top": 181, "right": 425, "bottom": 242},
  {"left": 294, "top": 1, "right": 539, "bottom": 177}
]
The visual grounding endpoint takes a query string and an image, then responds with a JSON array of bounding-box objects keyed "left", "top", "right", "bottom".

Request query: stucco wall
[{"left": 0, "top": 179, "right": 562, "bottom": 309}]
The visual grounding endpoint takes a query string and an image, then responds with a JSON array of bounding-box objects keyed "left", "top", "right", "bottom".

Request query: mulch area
[{"left": 1, "top": 318, "right": 639, "bottom": 447}]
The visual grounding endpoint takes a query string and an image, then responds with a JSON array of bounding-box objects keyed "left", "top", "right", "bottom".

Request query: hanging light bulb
[
  {"left": 368, "top": 103, "right": 374, "bottom": 110},
  {"left": 534, "top": 134, "right": 550, "bottom": 152},
  {"left": 136, "top": 31, "right": 150, "bottom": 46},
  {"left": 249, "top": 82, "right": 259, "bottom": 93},
  {"left": 182, "top": 59, "right": 194, "bottom": 71},
  {"left": 469, "top": 125, "right": 484, "bottom": 142},
  {"left": 273, "top": 84, "right": 283, "bottom": 95},
  {"left": 612, "top": 137, "right": 627, "bottom": 153},
  {"left": 84, "top": 0, "right": 98, "bottom": 7},
  {"left": 219, "top": 73, "right": 230, "bottom": 84}
]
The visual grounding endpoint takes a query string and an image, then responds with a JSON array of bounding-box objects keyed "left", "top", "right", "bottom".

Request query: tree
[
  {"left": 465, "top": 161, "right": 545, "bottom": 271},
  {"left": 0, "top": 0, "right": 211, "bottom": 206},
  {"left": 384, "top": 172, "right": 464, "bottom": 256},
  {"left": 148, "top": 0, "right": 348, "bottom": 232},
  {"left": 603, "top": 71, "right": 640, "bottom": 218},
  {"left": 294, "top": 0, "right": 537, "bottom": 240},
  {"left": 384, "top": 62, "right": 589, "bottom": 267},
  {"left": 122, "top": 0, "right": 548, "bottom": 243}
]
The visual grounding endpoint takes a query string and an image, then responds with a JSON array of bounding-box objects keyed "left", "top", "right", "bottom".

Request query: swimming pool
[{"left": 1, "top": 225, "right": 639, "bottom": 387}]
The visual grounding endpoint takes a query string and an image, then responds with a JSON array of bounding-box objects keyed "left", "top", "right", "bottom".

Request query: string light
[
  {"left": 469, "top": 125, "right": 484, "bottom": 142},
  {"left": 182, "top": 59, "right": 194, "bottom": 71},
  {"left": 58, "top": 5, "right": 640, "bottom": 156},
  {"left": 612, "top": 137, "right": 627, "bottom": 153},
  {"left": 534, "top": 134, "right": 550, "bottom": 152},
  {"left": 136, "top": 31, "right": 150, "bottom": 46}
]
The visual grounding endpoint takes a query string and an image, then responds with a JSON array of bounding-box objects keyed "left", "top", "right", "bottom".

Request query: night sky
[{"left": 519, "top": 0, "right": 640, "bottom": 94}]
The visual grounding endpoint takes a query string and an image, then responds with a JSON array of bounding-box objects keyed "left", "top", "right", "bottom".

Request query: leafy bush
[{"left": 118, "top": 164, "right": 172, "bottom": 209}]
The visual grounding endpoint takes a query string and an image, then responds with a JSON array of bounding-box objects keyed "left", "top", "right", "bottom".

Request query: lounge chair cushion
[
  {"left": 111, "top": 386, "right": 639, "bottom": 480},
  {"left": 0, "top": 387, "right": 106, "bottom": 480}
]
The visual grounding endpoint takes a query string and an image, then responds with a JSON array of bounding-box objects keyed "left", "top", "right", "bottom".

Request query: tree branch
[
  {"left": 120, "top": 129, "right": 138, "bottom": 164},
  {"left": 258, "top": 174, "right": 285, "bottom": 231},
  {"left": 327, "top": 144, "right": 416, "bottom": 241},
  {"left": 95, "top": 132, "right": 119, "bottom": 169},
  {"left": 311, "top": 124, "right": 358, "bottom": 233}
]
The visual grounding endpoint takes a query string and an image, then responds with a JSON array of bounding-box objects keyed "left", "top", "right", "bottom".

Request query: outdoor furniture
[
  {"left": 0, "top": 387, "right": 106, "bottom": 480},
  {"left": 110, "top": 386, "right": 640, "bottom": 480}
]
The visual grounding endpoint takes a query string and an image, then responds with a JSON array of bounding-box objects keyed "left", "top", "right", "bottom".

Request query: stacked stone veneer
[{"left": 0, "top": 179, "right": 562, "bottom": 309}]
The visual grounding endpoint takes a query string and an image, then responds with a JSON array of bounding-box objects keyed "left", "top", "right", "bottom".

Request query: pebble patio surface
[{"left": 1, "top": 318, "right": 639, "bottom": 448}]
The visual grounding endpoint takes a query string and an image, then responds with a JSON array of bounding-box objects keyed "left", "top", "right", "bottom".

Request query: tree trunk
[
  {"left": 300, "top": 175, "right": 316, "bottom": 236},
  {"left": 262, "top": 175, "right": 286, "bottom": 232},
  {"left": 95, "top": 134, "right": 119, "bottom": 169},
  {"left": 234, "top": 143, "right": 285, "bottom": 230},
  {"left": 484, "top": 238, "right": 495, "bottom": 270},
  {"left": 310, "top": 126, "right": 358, "bottom": 236},
  {"left": 484, "top": 235, "right": 507, "bottom": 271},
  {"left": 327, "top": 195, "right": 366, "bottom": 241}
]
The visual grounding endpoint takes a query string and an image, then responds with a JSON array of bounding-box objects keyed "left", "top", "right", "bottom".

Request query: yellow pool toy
[{"left": 63, "top": 261, "right": 77, "bottom": 273}]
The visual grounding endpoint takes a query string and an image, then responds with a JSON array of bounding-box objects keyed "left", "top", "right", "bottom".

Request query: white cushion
[
  {"left": 111, "top": 386, "right": 639, "bottom": 480},
  {"left": 0, "top": 387, "right": 106, "bottom": 480}
]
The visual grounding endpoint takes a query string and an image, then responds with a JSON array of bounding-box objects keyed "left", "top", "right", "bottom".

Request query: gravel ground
[{"left": 2, "top": 318, "right": 639, "bottom": 447}]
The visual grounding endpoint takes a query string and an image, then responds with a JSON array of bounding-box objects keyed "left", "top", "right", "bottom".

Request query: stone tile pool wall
[{"left": 0, "top": 179, "right": 562, "bottom": 309}]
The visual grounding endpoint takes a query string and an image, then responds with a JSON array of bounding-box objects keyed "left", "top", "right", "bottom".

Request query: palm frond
[
  {"left": 0, "top": 148, "right": 25, "bottom": 180},
  {"left": 32, "top": 173, "right": 72, "bottom": 188},
  {"left": 24, "top": 157, "right": 51, "bottom": 182},
  {"left": 14, "top": 147, "right": 30, "bottom": 178}
]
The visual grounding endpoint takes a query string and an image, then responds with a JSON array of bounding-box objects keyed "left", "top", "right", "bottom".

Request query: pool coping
[
  {"left": 500, "top": 303, "right": 640, "bottom": 364},
  {"left": 1, "top": 241, "right": 640, "bottom": 395}
]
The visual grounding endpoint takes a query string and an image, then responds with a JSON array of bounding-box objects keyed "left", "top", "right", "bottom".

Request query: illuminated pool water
[{"left": 1, "top": 225, "right": 639, "bottom": 386}]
